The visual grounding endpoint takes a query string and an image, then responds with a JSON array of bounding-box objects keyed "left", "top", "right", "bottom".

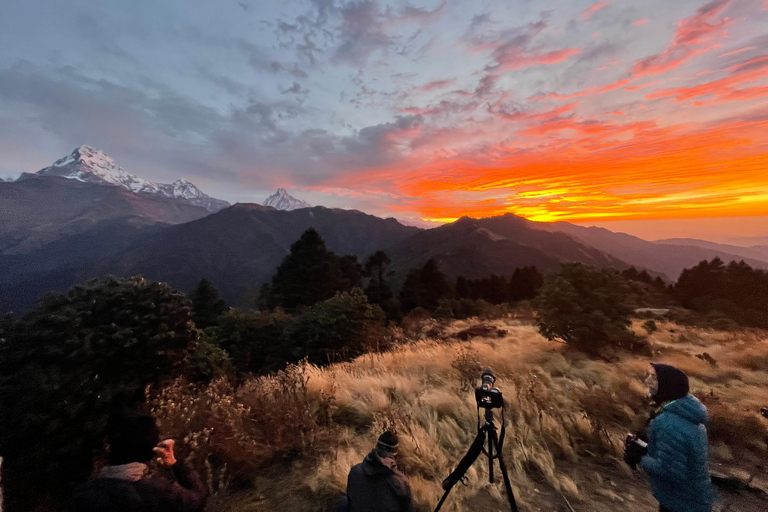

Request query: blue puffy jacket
[{"left": 641, "top": 394, "right": 714, "bottom": 512}]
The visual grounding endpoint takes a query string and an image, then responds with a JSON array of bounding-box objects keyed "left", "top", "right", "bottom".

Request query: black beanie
[
  {"left": 108, "top": 416, "right": 161, "bottom": 465},
  {"left": 375, "top": 431, "right": 399, "bottom": 454},
  {"left": 651, "top": 364, "right": 689, "bottom": 404}
]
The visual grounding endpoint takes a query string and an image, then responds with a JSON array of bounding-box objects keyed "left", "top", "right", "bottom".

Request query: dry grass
[{"left": 152, "top": 317, "right": 768, "bottom": 511}]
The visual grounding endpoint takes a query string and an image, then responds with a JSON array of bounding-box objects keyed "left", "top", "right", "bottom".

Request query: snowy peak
[
  {"left": 44, "top": 145, "right": 159, "bottom": 194},
  {"left": 36, "top": 145, "right": 229, "bottom": 212},
  {"left": 263, "top": 188, "right": 311, "bottom": 211}
]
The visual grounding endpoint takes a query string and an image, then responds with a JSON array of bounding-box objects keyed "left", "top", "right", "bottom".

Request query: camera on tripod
[
  {"left": 475, "top": 369, "right": 504, "bottom": 409},
  {"left": 436, "top": 369, "right": 518, "bottom": 512}
]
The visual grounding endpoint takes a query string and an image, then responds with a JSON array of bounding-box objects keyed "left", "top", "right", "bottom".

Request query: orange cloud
[
  {"left": 321, "top": 114, "right": 768, "bottom": 223},
  {"left": 634, "top": 19, "right": 649, "bottom": 26}
]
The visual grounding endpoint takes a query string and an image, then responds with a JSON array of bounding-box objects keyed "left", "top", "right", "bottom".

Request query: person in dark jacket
[
  {"left": 625, "top": 363, "right": 714, "bottom": 512},
  {"left": 64, "top": 415, "right": 207, "bottom": 512},
  {"left": 339, "top": 431, "right": 414, "bottom": 512}
]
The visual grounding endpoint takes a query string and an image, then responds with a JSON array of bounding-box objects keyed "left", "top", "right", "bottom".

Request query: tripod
[{"left": 435, "top": 406, "right": 519, "bottom": 512}]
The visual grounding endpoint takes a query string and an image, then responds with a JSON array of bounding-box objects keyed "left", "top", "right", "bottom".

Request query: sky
[{"left": 1, "top": 0, "right": 767, "bottom": 242}]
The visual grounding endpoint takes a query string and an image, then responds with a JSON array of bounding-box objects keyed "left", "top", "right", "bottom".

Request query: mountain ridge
[
  {"left": 27, "top": 145, "right": 230, "bottom": 212},
  {"left": 263, "top": 188, "right": 311, "bottom": 210}
]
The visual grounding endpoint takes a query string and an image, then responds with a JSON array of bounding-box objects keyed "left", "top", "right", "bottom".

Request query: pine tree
[
  {"left": 509, "top": 266, "right": 544, "bottom": 301},
  {"left": 399, "top": 259, "right": 452, "bottom": 313},
  {"left": 190, "top": 278, "right": 228, "bottom": 328},
  {"left": 363, "top": 251, "right": 394, "bottom": 305},
  {"left": 265, "top": 228, "right": 344, "bottom": 311}
]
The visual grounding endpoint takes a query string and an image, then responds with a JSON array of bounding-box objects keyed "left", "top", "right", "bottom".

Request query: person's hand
[
  {"left": 153, "top": 439, "right": 177, "bottom": 467},
  {"left": 624, "top": 436, "right": 647, "bottom": 470}
]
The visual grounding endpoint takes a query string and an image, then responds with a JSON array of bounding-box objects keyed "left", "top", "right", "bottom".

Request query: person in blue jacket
[{"left": 625, "top": 363, "right": 714, "bottom": 512}]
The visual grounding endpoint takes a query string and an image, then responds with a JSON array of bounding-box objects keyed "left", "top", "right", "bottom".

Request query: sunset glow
[{"left": 2, "top": 0, "right": 767, "bottom": 239}]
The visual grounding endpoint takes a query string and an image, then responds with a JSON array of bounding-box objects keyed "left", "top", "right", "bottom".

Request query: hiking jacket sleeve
[{"left": 640, "top": 412, "right": 688, "bottom": 482}]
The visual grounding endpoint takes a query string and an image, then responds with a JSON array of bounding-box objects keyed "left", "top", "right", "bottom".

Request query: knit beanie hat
[
  {"left": 108, "top": 415, "right": 161, "bottom": 465},
  {"left": 376, "top": 431, "right": 399, "bottom": 454},
  {"left": 651, "top": 364, "right": 689, "bottom": 404}
]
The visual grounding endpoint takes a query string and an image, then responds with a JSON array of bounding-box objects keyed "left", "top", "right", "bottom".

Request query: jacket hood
[
  {"left": 362, "top": 449, "right": 397, "bottom": 478},
  {"left": 651, "top": 364, "right": 689, "bottom": 404},
  {"left": 663, "top": 395, "right": 707, "bottom": 425},
  {"left": 361, "top": 449, "right": 410, "bottom": 498}
]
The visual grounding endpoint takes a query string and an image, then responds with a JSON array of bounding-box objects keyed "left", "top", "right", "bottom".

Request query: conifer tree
[
  {"left": 363, "top": 250, "right": 394, "bottom": 305},
  {"left": 190, "top": 278, "right": 228, "bottom": 328},
  {"left": 264, "top": 228, "right": 344, "bottom": 311},
  {"left": 400, "top": 258, "right": 451, "bottom": 312}
]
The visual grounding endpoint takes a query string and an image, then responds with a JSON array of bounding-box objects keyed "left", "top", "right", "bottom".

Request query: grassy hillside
[{"left": 150, "top": 315, "right": 768, "bottom": 512}]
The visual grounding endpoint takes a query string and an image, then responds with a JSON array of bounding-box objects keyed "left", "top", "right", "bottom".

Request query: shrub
[
  {"left": 151, "top": 364, "right": 336, "bottom": 490},
  {"left": 213, "top": 308, "right": 293, "bottom": 374},
  {"left": 288, "top": 288, "right": 386, "bottom": 365},
  {"left": 189, "top": 334, "right": 235, "bottom": 382},
  {"left": 642, "top": 319, "right": 658, "bottom": 334},
  {"left": 0, "top": 276, "right": 198, "bottom": 510},
  {"left": 533, "top": 263, "right": 642, "bottom": 355}
]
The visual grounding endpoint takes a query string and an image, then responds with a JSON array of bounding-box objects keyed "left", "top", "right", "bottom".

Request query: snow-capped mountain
[
  {"left": 263, "top": 188, "right": 311, "bottom": 211},
  {"left": 32, "top": 145, "right": 230, "bottom": 212}
]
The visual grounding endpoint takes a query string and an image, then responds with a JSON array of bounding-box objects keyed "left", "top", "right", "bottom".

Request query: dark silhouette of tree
[
  {"left": 453, "top": 267, "right": 543, "bottom": 304},
  {"left": 533, "top": 263, "right": 639, "bottom": 355},
  {"left": 362, "top": 251, "right": 401, "bottom": 321},
  {"left": 0, "top": 277, "right": 198, "bottom": 511},
  {"left": 509, "top": 266, "right": 544, "bottom": 301},
  {"left": 190, "top": 278, "right": 228, "bottom": 328},
  {"left": 675, "top": 258, "right": 768, "bottom": 327},
  {"left": 621, "top": 266, "right": 658, "bottom": 286},
  {"left": 400, "top": 259, "right": 452, "bottom": 313},
  {"left": 363, "top": 251, "right": 393, "bottom": 304},
  {"left": 455, "top": 276, "right": 470, "bottom": 300},
  {"left": 338, "top": 254, "right": 363, "bottom": 290},
  {"left": 261, "top": 228, "right": 344, "bottom": 311}
]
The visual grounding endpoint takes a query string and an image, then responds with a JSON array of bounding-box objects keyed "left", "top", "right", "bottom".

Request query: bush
[
  {"left": 189, "top": 334, "right": 235, "bottom": 382},
  {"left": 151, "top": 364, "right": 335, "bottom": 489},
  {"left": 288, "top": 288, "right": 386, "bottom": 365},
  {"left": 533, "top": 263, "right": 642, "bottom": 355},
  {"left": 213, "top": 308, "right": 293, "bottom": 374},
  {"left": 0, "top": 276, "right": 198, "bottom": 510},
  {"left": 642, "top": 319, "right": 658, "bottom": 334}
]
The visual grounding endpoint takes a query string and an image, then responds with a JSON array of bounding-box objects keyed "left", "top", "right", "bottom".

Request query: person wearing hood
[
  {"left": 63, "top": 415, "right": 207, "bottom": 512},
  {"left": 625, "top": 363, "right": 714, "bottom": 512},
  {"left": 339, "top": 431, "right": 415, "bottom": 512}
]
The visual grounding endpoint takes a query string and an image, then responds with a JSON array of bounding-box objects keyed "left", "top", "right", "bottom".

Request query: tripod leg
[
  {"left": 434, "top": 429, "right": 487, "bottom": 512},
  {"left": 488, "top": 428, "right": 494, "bottom": 483},
  {"left": 434, "top": 490, "right": 450, "bottom": 512},
  {"left": 489, "top": 429, "right": 519, "bottom": 512}
]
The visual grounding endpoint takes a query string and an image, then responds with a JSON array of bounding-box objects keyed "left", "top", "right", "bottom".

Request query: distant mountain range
[
  {"left": 25, "top": 145, "right": 230, "bottom": 212},
  {"left": 2, "top": 146, "right": 768, "bottom": 313}
]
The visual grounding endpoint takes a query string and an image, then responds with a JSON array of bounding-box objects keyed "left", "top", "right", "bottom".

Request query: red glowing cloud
[
  {"left": 630, "top": 0, "right": 733, "bottom": 77},
  {"left": 581, "top": 2, "right": 608, "bottom": 21}
]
